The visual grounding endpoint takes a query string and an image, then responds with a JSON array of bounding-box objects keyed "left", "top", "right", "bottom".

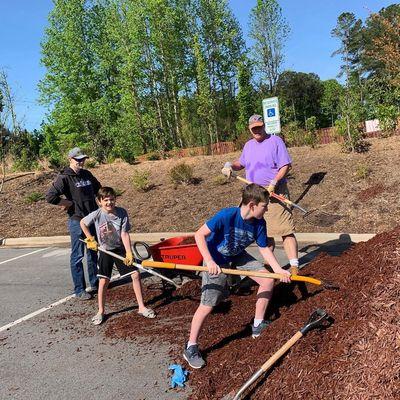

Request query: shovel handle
[
  {"left": 231, "top": 309, "right": 329, "bottom": 400},
  {"left": 234, "top": 175, "right": 308, "bottom": 214},
  {"left": 261, "top": 331, "right": 303, "bottom": 372},
  {"left": 141, "top": 260, "right": 322, "bottom": 286}
]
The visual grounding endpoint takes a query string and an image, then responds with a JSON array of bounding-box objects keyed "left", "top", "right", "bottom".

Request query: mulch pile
[{"left": 104, "top": 226, "right": 400, "bottom": 399}]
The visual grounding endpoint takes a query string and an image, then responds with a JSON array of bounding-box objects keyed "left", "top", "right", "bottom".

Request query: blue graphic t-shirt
[{"left": 206, "top": 207, "right": 268, "bottom": 265}]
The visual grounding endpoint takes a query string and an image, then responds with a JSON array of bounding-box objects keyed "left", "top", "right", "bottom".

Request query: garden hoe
[
  {"left": 141, "top": 260, "right": 339, "bottom": 290},
  {"left": 80, "top": 240, "right": 180, "bottom": 288},
  {"left": 222, "top": 171, "right": 342, "bottom": 227},
  {"left": 222, "top": 309, "right": 331, "bottom": 400}
]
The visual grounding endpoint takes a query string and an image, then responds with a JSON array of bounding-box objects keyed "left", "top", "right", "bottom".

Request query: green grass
[{"left": 24, "top": 192, "right": 45, "bottom": 204}]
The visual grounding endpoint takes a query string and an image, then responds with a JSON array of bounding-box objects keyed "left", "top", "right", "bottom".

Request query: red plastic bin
[{"left": 149, "top": 236, "right": 203, "bottom": 266}]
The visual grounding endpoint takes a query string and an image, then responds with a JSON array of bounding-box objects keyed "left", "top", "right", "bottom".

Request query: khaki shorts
[
  {"left": 200, "top": 252, "right": 264, "bottom": 307},
  {"left": 265, "top": 181, "right": 296, "bottom": 237}
]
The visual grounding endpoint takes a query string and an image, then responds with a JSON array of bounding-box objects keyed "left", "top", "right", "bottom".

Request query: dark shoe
[
  {"left": 183, "top": 343, "right": 205, "bottom": 369},
  {"left": 76, "top": 291, "right": 92, "bottom": 300},
  {"left": 251, "top": 320, "right": 271, "bottom": 338},
  {"left": 85, "top": 286, "right": 98, "bottom": 294}
]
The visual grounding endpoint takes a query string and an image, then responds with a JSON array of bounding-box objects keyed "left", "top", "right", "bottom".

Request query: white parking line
[
  {"left": 0, "top": 294, "right": 75, "bottom": 333},
  {"left": 0, "top": 247, "right": 50, "bottom": 265},
  {"left": 0, "top": 270, "right": 129, "bottom": 333}
]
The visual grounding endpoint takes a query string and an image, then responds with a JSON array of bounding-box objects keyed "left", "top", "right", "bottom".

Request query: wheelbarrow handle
[
  {"left": 141, "top": 260, "right": 323, "bottom": 286},
  {"left": 234, "top": 175, "right": 309, "bottom": 214}
]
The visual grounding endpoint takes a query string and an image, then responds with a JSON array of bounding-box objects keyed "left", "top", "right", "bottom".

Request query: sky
[{"left": 0, "top": 0, "right": 395, "bottom": 131}]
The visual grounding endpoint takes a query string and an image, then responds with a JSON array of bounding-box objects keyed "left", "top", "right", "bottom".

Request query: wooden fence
[{"left": 139, "top": 127, "right": 400, "bottom": 161}]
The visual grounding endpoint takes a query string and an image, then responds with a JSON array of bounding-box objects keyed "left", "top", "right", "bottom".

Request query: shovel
[
  {"left": 222, "top": 309, "right": 331, "bottom": 400},
  {"left": 141, "top": 260, "right": 339, "bottom": 290},
  {"left": 226, "top": 173, "right": 342, "bottom": 227},
  {"left": 80, "top": 240, "right": 180, "bottom": 288}
]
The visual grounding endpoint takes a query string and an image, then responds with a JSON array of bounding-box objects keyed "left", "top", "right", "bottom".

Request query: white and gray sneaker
[
  {"left": 183, "top": 344, "right": 205, "bottom": 369},
  {"left": 75, "top": 291, "right": 92, "bottom": 300},
  {"left": 91, "top": 313, "right": 104, "bottom": 325},
  {"left": 251, "top": 320, "right": 272, "bottom": 338}
]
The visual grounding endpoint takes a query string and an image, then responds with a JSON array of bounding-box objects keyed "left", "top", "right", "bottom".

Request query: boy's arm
[
  {"left": 80, "top": 218, "right": 98, "bottom": 251},
  {"left": 194, "top": 224, "right": 221, "bottom": 275},
  {"left": 258, "top": 246, "right": 291, "bottom": 283},
  {"left": 120, "top": 231, "right": 133, "bottom": 265}
]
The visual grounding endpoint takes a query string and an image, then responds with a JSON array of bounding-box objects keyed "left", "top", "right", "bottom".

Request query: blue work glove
[{"left": 168, "top": 364, "right": 189, "bottom": 388}]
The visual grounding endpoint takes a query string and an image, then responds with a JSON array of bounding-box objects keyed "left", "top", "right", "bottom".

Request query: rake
[{"left": 228, "top": 174, "right": 342, "bottom": 227}]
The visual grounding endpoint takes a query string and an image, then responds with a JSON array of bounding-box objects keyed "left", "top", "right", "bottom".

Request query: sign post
[{"left": 262, "top": 97, "right": 281, "bottom": 135}]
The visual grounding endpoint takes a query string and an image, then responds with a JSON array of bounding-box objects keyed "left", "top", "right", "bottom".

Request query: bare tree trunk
[{"left": 0, "top": 70, "right": 20, "bottom": 193}]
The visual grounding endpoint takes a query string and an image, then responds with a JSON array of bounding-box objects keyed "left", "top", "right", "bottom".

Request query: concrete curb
[{"left": 0, "top": 232, "right": 376, "bottom": 248}]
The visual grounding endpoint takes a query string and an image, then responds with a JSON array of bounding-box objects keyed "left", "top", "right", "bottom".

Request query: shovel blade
[{"left": 303, "top": 209, "right": 343, "bottom": 227}]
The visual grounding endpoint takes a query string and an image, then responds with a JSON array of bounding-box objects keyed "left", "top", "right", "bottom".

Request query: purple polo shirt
[{"left": 239, "top": 135, "right": 292, "bottom": 186}]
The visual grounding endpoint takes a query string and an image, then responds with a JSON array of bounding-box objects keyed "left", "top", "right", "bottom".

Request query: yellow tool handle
[
  {"left": 260, "top": 330, "right": 303, "bottom": 372},
  {"left": 141, "top": 260, "right": 322, "bottom": 286}
]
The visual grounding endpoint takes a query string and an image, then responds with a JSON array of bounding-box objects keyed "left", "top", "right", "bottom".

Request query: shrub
[
  {"left": 85, "top": 159, "right": 97, "bottom": 168},
  {"left": 376, "top": 104, "right": 399, "bottom": 136},
  {"left": 212, "top": 175, "right": 229, "bottom": 186},
  {"left": 114, "top": 188, "right": 125, "bottom": 196},
  {"left": 24, "top": 191, "right": 44, "bottom": 204},
  {"left": 131, "top": 170, "right": 153, "bottom": 192},
  {"left": 12, "top": 148, "right": 39, "bottom": 172},
  {"left": 354, "top": 163, "right": 372, "bottom": 180},
  {"left": 169, "top": 162, "right": 194, "bottom": 185},
  {"left": 305, "top": 116, "right": 318, "bottom": 148},
  {"left": 281, "top": 121, "right": 307, "bottom": 147},
  {"left": 234, "top": 130, "right": 251, "bottom": 151},
  {"left": 147, "top": 152, "right": 161, "bottom": 161}
]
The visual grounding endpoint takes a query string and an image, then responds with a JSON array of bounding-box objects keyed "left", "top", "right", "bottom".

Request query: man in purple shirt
[{"left": 223, "top": 114, "right": 299, "bottom": 274}]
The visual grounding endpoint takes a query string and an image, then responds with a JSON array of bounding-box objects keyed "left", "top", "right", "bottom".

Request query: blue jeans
[{"left": 67, "top": 218, "right": 98, "bottom": 295}]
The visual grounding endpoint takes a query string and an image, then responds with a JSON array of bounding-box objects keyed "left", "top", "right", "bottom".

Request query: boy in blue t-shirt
[{"left": 183, "top": 184, "right": 291, "bottom": 369}]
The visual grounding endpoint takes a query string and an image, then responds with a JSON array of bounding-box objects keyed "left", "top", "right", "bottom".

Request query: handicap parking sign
[
  {"left": 267, "top": 108, "right": 276, "bottom": 118},
  {"left": 262, "top": 97, "right": 281, "bottom": 134}
]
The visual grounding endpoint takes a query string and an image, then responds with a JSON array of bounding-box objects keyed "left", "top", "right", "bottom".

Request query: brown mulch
[
  {"left": 103, "top": 225, "right": 399, "bottom": 400},
  {"left": 1, "top": 135, "right": 400, "bottom": 238}
]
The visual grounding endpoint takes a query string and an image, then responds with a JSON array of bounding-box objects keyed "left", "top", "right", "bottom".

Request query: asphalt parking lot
[{"left": 0, "top": 240, "right": 352, "bottom": 399}]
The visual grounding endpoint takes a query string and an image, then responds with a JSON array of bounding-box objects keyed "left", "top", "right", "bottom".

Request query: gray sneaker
[
  {"left": 76, "top": 291, "right": 92, "bottom": 300},
  {"left": 183, "top": 344, "right": 205, "bottom": 369},
  {"left": 251, "top": 320, "right": 271, "bottom": 338}
]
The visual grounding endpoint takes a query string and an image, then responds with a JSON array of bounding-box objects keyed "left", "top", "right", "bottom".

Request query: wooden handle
[
  {"left": 235, "top": 175, "right": 292, "bottom": 205},
  {"left": 261, "top": 330, "right": 303, "bottom": 372},
  {"left": 141, "top": 260, "right": 322, "bottom": 286}
]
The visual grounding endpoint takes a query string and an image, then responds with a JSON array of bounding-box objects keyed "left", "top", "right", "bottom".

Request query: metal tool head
[
  {"left": 322, "top": 280, "right": 340, "bottom": 290},
  {"left": 300, "top": 309, "right": 330, "bottom": 335},
  {"left": 303, "top": 209, "right": 343, "bottom": 227}
]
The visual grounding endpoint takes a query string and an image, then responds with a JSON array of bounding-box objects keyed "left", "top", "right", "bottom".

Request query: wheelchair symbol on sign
[{"left": 267, "top": 108, "right": 276, "bottom": 118}]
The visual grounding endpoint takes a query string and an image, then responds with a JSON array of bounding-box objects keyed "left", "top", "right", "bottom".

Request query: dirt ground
[
  {"left": 1, "top": 135, "right": 400, "bottom": 238},
  {"left": 104, "top": 225, "right": 400, "bottom": 400}
]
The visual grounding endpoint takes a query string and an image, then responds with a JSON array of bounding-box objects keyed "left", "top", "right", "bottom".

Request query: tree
[
  {"left": 332, "top": 13, "right": 365, "bottom": 152},
  {"left": 39, "top": 0, "right": 104, "bottom": 158},
  {"left": 249, "top": 0, "right": 290, "bottom": 94},
  {"left": 367, "top": 8, "right": 400, "bottom": 89},
  {"left": 320, "top": 79, "right": 344, "bottom": 127},
  {"left": 236, "top": 56, "right": 255, "bottom": 134},
  {"left": 193, "top": 35, "right": 218, "bottom": 148},
  {"left": 276, "top": 71, "right": 324, "bottom": 126}
]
